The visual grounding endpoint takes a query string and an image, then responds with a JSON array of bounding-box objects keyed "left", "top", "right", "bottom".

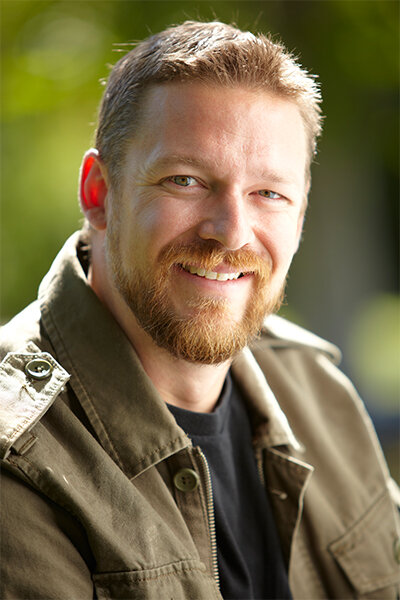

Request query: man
[{"left": 1, "top": 20, "right": 399, "bottom": 599}]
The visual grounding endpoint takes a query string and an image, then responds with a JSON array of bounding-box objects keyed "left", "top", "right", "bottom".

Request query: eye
[
  {"left": 258, "top": 190, "right": 283, "bottom": 200},
  {"left": 168, "top": 175, "right": 197, "bottom": 187}
]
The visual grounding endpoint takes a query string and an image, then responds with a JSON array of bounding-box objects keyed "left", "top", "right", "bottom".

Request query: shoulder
[
  {"left": 256, "top": 314, "right": 342, "bottom": 365},
  {"left": 0, "top": 301, "right": 43, "bottom": 360},
  {"left": 0, "top": 341, "right": 70, "bottom": 460},
  {"left": 0, "top": 302, "right": 70, "bottom": 461}
]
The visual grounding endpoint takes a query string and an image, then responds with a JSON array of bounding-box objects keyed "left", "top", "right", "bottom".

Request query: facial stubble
[{"left": 106, "top": 224, "right": 285, "bottom": 364}]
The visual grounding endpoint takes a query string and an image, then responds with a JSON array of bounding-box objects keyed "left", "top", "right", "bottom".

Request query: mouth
[{"left": 179, "top": 263, "right": 247, "bottom": 281}]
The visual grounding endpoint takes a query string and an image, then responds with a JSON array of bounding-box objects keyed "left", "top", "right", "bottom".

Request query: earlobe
[{"left": 79, "top": 149, "right": 109, "bottom": 230}]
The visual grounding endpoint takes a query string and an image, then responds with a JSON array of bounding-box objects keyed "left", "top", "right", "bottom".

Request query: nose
[{"left": 197, "top": 189, "right": 256, "bottom": 251}]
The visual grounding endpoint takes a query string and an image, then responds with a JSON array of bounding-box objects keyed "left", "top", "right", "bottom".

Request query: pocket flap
[
  {"left": 329, "top": 490, "right": 400, "bottom": 595},
  {"left": 93, "top": 559, "right": 220, "bottom": 599}
]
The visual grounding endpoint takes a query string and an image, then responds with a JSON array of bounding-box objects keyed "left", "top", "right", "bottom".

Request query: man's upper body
[
  {"left": 1, "top": 20, "right": 399, "bottom": 599},
  {"left": 1, "top": 232, "right": 399, "bottom": 599}
]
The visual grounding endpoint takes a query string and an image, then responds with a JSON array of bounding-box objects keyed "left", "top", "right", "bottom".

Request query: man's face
[{"left": 105, "top": 83, "right": 308, "bottom": 363}]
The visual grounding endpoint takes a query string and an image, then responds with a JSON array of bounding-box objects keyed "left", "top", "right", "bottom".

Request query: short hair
[{"left": 96, "top": 21, "right": 322, "bottom": 187}]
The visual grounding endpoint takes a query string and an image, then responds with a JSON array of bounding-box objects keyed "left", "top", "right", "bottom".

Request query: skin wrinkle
[
  {"left": 137, "top": 154, "right": 300, "bottom": 196},
  {"left": 130, "top": 83, "right": 309, "bottom": 193}
]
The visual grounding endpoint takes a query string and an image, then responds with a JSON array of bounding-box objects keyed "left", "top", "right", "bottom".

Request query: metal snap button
[
  {"left": 25, "top": 358, "right": 53, "bottom": 381},
  {"left": 173, "top": 468, "right": 200, "bottom": 492},
  {"left": 394, "top": 537, "right": 400, "bottom": 564}
]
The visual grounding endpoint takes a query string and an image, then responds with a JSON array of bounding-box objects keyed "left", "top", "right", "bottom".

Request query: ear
[{"left": 79, "top": 149, "right": 109, "bottom": 230}]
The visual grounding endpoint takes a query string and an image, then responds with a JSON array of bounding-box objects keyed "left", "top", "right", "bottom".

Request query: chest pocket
[
  {"left": 92, "top": 559, "right": 221, "bottom": 600},
  {"left": 329, "top": 489, "right": 400, "bottom": 599}
]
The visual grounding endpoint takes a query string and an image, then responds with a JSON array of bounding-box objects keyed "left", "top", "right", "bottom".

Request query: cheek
[
  {"left": 133, "top": 195, "right": 200, "bottom": 249},
  {"left": 258, "top": 215, "right": 301, "bottom": 274}
]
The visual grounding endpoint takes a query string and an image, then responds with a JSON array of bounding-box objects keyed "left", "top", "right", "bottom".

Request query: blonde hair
[{"left": 96, "top": 21, "right": 322, "bottom": 187}]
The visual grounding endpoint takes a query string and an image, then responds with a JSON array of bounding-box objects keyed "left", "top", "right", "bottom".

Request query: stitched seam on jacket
[
  {"left": 129, "top": 436, "right": 190, "bottom": 478},
  {"left": 41, "top": 303, "right": 125, "bottom": 472},
  {"left": 99, "top": 566, "right": 207, "bottom": 584},
  {"left": 329, "top": 489, "right": 400, "bottom": 592}
]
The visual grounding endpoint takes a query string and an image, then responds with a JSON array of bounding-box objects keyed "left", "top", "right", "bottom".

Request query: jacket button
[
  {"left": 173, "top": 468, "right": 200, "bottom": 492},
  {"left": 394, "top": 538, "right": 400, "bottom": 564},
  {"left": 25, "top": 358, "right": 53, "bottom": 380}
]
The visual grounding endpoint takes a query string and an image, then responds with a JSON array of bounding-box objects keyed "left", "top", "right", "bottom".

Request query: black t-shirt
[{"left": 168, "top": 373, "right": 292, "bottom": 600}]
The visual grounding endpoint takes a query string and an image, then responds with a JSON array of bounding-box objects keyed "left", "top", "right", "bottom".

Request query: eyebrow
[
  {"left": 146, "top": 154, "right": 214, "bottom": 173},
  {"left": 259, "top": 170, "right": 298, "bottom": 185}
]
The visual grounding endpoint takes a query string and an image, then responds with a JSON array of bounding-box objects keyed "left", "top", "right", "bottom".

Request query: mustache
[{"left": 157, "top": 241, "right": 271, "bottom": 281}]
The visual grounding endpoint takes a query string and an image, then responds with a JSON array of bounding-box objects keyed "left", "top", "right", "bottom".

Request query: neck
[
  {"left": 88, "top": 254, "right": 230, "bottom": 413},
  {"left": 133, "top": 327, "right": 230, "bottom": 413}
]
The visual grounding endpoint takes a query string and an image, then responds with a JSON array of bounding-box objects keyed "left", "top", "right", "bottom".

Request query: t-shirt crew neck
[{"left": 167, "top": 373, "right": 292, "bottom": 600}]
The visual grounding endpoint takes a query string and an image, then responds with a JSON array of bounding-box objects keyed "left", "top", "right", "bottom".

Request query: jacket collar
[
  {"left": 232, "top": 347, "right": 301, "bottom": 451},
  {"left": 39, "top": 233, "right": 191, "bottom": 480},
  {"left": 39, "top": 232, "right": 300, "bottom": 479}
]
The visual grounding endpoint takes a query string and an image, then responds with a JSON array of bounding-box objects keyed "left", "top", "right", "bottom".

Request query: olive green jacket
[{"left": 1, "top": 233, "right": 399, "bottom": 599}]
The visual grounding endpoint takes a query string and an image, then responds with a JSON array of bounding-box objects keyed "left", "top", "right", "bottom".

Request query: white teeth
[
  {"left": 182, "top": 264, "right": 241, "bottom": 280},
  {"left": 206, "top": 271, "right": 217, "bottom": 280},
  {"left": 216, "top": 273, "right": 229, "bottom": 281}
]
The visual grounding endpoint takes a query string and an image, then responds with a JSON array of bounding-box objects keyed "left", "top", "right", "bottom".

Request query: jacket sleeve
[{"left": 1, "top": 466, "right": 94, "bottom": 599}]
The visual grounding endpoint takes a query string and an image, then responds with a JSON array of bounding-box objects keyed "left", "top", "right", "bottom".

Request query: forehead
[{"left": 128, "top": 82, "right": 308, "bottom": 183}]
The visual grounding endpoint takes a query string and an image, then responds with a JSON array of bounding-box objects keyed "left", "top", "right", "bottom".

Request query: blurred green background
[{"left": 1, "top": 0, "right": 399, "bottom": 477}]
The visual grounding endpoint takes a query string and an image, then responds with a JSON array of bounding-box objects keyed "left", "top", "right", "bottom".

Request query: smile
[{"left": 180, "top": 263, "right": 244, "bottom": 281}]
